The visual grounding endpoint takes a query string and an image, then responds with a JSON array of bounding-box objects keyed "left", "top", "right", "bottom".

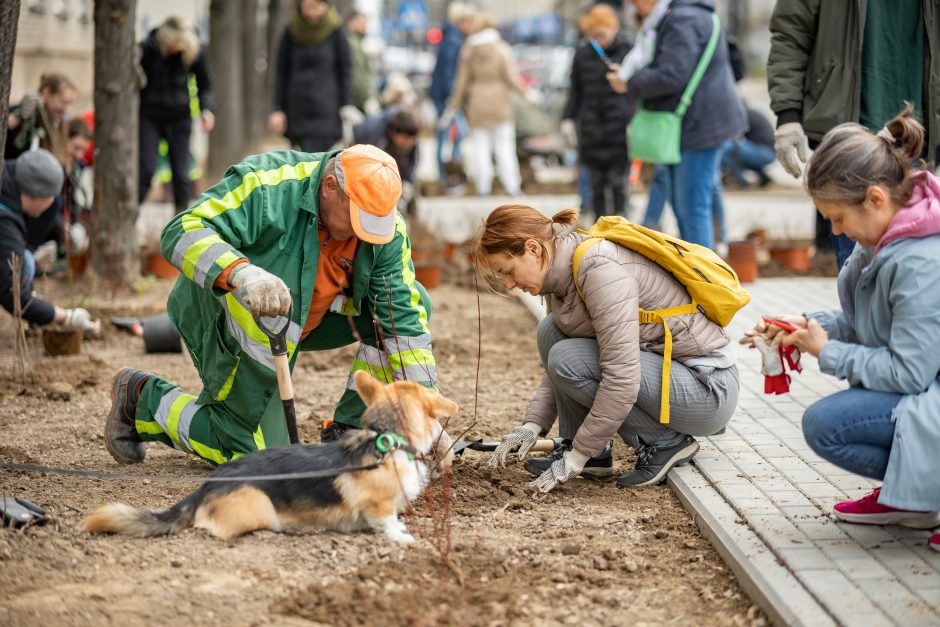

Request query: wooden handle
[
  {"left": 530, "top": 439, "right": 558, "bottom": 452},
  {"left": 273, "top": 354, "right": 293, "bottom": 401}
]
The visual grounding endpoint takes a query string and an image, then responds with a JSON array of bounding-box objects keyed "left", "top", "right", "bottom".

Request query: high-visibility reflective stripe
[
  {"left": 395, "top": 216, "right": 429, "bottom": 332},
  {"left": 215, "top": 359, "right": 240, "bottom": 401},
  {"left": 181, "top": 234, "right": 225, "bottom": 277},
  {"left": 174, "top": 400, "right": 200, "bottom": 453},
  {"left": 252, "top": 422, "right": 266, "bottom": 451},
  {"left": 135, "top": 420, "right": 165, "bottom": 435},
  {"left": 348, "top": 359, "right": 394, "bottom": 386},
  {"left": 193, "top": 242, "right": 237, "bottom": 287},
  {"left": 190, "top": 440, "right": 228, "bottom": 465},
  {"left": 188, "top": 160, "right": 320, "bottom": 222},
  {"left": 171, "top": 228, "right": 218, "bottom": 267},
  {"left": 345, "top": 340, "right": 437, "bottom": 390},
  {"left": 220, "top": 292, "right": 301, "bottom": 371}
]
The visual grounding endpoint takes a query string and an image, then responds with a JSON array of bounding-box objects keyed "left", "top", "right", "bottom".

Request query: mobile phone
[
  {"left": 762, "top": 316, "right": 799, "bottom": 333},
  {"left": 589, "top": 39, "right": 614, "bottom": 69}
]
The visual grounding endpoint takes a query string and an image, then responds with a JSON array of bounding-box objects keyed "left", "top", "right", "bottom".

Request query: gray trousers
[{"left": 537, "top": 315, "right": 739, "bottom": 449}]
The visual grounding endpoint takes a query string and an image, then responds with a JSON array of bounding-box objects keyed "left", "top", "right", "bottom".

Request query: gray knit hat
[{"left": 15, "top": 149, "right": 64, "bottom": 198}]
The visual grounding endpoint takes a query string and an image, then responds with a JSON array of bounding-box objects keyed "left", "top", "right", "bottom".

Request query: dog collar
[{"left": 374, "top": 432, "right": 415, "bottom": 461}]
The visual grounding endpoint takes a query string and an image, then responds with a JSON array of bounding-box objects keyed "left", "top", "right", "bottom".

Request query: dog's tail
[{"left": 83, "top": 492, "right": 198, "bottom": 537}]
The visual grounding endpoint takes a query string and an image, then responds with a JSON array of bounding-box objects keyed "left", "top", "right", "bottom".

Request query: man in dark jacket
[
  {"left": 768, "top": 0, "right": 940, "bottom": 268},
  {"left": 0, "top": 150, "right": 99, "bottom": 333},
  {"left": 428, "top": 2, "right": 473, "bottom": 184},
  {"left": 562, "top": 4, "right": 633, "bottom": 218},
  {"left": 138, "top": 15, "right": 215, "bottom": 213}
]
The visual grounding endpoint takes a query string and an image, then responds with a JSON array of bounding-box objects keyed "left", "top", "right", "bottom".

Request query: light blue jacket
[{"left": 807, "top": 234, "right": 940, "bottom": 510}]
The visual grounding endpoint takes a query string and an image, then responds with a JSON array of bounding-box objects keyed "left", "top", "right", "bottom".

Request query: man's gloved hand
[
  {"left": 488, "top": 422, "right": 541, "bottom": 468},
  {"left": 340, "top": 105, "right": 365, "bottom": 127},
  {"left": 364, "top": 98, "right": 382, "bottom": 117},
  {"left": 62, "top": 307, "right": 101, "bottom": 335},
  {"left": 560, "top": 119, "right": 578, "bottom": 148},
  {"left": 230, "top": 265, "right": 292, "bottom": 319},
  {"left": 530, "top": 448, "right": 589, "bottom": 494},
  {"left": 68, "top": 223, "right": 89, "bottom": 255},
  {"left": 774, "top": 122, "right": 811, "bottom": 178}
]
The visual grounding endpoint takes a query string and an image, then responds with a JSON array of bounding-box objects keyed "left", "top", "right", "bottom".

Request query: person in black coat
[
  {"left": 268, "top": 0, "right": 359, "bottom": 152},
  {"left": 0, "top": 150, "right": 99, "bottom": 333},
  {"left": 562, "top": 4, "right": 634, "bottom": 218},
  {"left": 138, "top": 15, "right": 214, "bottom": 213}
]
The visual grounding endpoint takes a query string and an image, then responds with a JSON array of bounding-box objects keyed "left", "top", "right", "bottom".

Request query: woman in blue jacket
[{"left": 754, "top": 105, "right": 940, "bottom": 552}]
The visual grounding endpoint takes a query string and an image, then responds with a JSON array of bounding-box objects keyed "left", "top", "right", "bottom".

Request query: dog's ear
[
  {"left": 354, "top": 371, "right": 384, "bottom": 407},
  {"left": 422, "top": 387, "right": 459, "bottom": 418}
]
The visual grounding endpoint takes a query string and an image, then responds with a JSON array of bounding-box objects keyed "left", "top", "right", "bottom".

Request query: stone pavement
[{"left": 673, "top": 278, "right": 940, "bottom": 626}]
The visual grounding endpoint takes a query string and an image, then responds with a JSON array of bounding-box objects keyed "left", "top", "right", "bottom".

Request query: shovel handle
[
  {"left": 273, "top": 353, "right": 299, "bottom": 444},
  {"left": 530, "top": 438, "right": 560, "bottom": 452}
]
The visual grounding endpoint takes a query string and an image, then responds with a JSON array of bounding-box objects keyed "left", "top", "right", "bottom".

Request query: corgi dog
[{"left": 83, "top": 371, "right": 458, "bottom": 544}]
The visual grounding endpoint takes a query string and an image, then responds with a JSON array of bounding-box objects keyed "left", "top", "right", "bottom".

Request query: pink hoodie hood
[{"left": 876, "top": 170, "right": 940, "bottom": 254}]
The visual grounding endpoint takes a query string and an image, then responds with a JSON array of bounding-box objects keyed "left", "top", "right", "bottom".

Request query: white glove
[
  {"left": 530, "top": 448, "right": 589, "bottom": 494},
  {"left": 364, "top": 98, "right": 382, "bottom": 117},
  {"left": 488, "top": 422, "right": 542, "bottom": 468},
  {"left": 62, "top": 307, "right": 101, "bottom": 335},
  {"left": 230, "top": 264, "right": 292, "bottom": 319},
  {"left": 436, "top": 107, "right": 456, "bottom": 131},
  {"left": 401, "top": 181, "right": 415, "bottom": 205},
  {"left": 774, "top": 122, "right": 811, "bottom": 179},
  {"left": 69, "top": 223, "right": 89, "bottom": 255},
  {"left": 340, "top": 105, "right": 365, "bottom": 127},
  {"left": 560, "top": 119, "right": 578, "bottom": 148},
  {"left": 752, "top": 333, "right": 785, "bottom": 377}
]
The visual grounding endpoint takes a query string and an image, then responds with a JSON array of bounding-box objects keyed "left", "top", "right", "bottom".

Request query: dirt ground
[{"left": 0, "top": 268, "right": 764, "bottom": 627}]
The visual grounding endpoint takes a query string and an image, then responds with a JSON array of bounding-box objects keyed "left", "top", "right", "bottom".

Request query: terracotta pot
[
  {"left": 726, "top": 240, "right": 758, "bottom": 283},
  {"left": 42, "top": 328, "right": 83, "bottom": 356},
  {"left": 411, "top": 249, "right": 430, "bottom": 264},
  {"left": 442, "top": 243, "right": 456, "bottom": 261},
  {"left": 770, "top": 245, "right": 811, "bottom": 273},
  {"left": 413, "top": 262, "right": 442, "bottom": 289},
  {"left": 147, "top": 254, "right": 180, "bottom": 279},
  {"left": 67, "top": 254, "right": 87, "bottom": 278}
]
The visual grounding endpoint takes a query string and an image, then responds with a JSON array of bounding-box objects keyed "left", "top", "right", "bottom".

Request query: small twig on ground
[{"left": 8, "top": 253, "right": 33, "bottom": 384}]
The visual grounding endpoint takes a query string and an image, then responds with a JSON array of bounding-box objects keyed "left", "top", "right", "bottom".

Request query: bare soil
[{"left": 0, "top": 270, "right": 763, "bottom": 626}]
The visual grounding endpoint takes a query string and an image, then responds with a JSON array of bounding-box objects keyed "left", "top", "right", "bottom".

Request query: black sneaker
[
  {"left": 617, "top": 435, "right": 699, "bottom": 488},
  {"left": 320, "top": 421, "right": 354, "bottom": 442},
  {"left": 523, "top": 440, "right": 616, "bottom": 479},
  {"left": 105, "top": 368, "right": 152, "bottom": 464}
]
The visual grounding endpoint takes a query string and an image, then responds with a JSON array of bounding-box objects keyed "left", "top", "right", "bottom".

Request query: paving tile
[
  {"left": 793, "top": 521, "right": 851, "bottom": 542},
  {"left": 779, "top": 505, "right": 829, "bottom": 524},
  {"left": 780, "top": 467, "right": 830, "bottom": 484},
  {"left": 834, "top": 557, "right": 894, "bottom": 580},
  {"left": 870, "top": 547, "right": 940, "bottom": 591},
  {"left": 855, "top": 579, "right": 940, "bottom": 625},
  {"left": 777, "top": 547, "right": 836, "bottom": 572},
  {"left": 746, "top": 514, "right": 810, "bottom": 550},
  {"left": 797, "top": 569, "right": 894, "bottom": 626},
  {"left": 751, "top": 475, "right": 801, "bottom": 494},
  {"left": 839, "top": 523, "right": 904, "bottom": 548},
  {"left": 763, "top": 490, "right": 816, "bottom": 508}
]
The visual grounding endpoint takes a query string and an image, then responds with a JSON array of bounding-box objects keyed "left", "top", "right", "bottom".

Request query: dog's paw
[{"left": 391, "top": 532, "right": 416, "bottom": 544}]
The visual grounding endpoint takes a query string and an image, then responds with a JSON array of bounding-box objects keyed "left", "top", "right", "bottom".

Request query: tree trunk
[
  {"left": 208, "top": 0, "right": 245, "bottom": 179},
  {"left": 265, "top": 0, "right": 290, "bottom": 121},
  {"left": 0, "top": 0, "right": 22, "bottom": 192},
  {"left": 241, "top": 0, "right": 262, "bottom": 149},
  {"left": 92, "top": 0, "right": 140, "bottom": 286}
]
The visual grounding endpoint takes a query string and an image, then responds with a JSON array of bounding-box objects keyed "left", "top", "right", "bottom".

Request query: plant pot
[
  {"left": 67, "top": 254, "right": 87, "bottom": 278},
  {"left": 411, "top": 249, "right": 431, "bottom": 264},
  {"left": 41, "top": 327, "right": 83, "bottom": 356},
  {"left": 726, "top": 240, "right": 759, "bottom": 283},
  {"left": 770, "top": 245, "right": 811, "bottom": 273},
  {"left": 147, "top": 254, "right": 179, "bottom": 279},
  {"left": 413, "top": 262, "right": 442, "bottom": 289},
  {"left": 142, "top": 314, "right": 183, "bottom": 353},
  {"left": 442, "top": 243, "right": 457, "bottom": 261}
]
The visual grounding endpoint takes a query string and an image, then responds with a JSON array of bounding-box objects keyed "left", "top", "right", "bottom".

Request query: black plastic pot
[{"left": 142, "top": 314, "right": 183, "bottom": 353}]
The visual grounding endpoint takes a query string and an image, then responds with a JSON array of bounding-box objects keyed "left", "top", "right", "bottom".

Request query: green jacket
[
  {"left": 768, "top": 0, "right": 940, "bottom": 162},
  {"left": 160, "top": 149, "right": 435, "bottom": 424},
  {"left": 348, "top": 32, "right": 378, "bottom": 111}
]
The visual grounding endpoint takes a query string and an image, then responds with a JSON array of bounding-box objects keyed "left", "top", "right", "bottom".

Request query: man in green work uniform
[{"left": 103, "top": 144, "right": 438, "bottom": 465}]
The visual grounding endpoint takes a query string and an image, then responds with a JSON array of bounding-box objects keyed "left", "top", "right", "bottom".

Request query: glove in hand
[
  {"left": 530, "top": 449, "right": 589, "bottom": 493},
  {"left": 62, "top": 307, "right": 101, "bottom": 335},
  {"left": 774, "top": 122, "right": 811, "bottom": 178},
  {"left": 488, "top": 423, "right": 541, "bottom": 468},
  {"left": 231, "top": 265, "right": 292, "bottom": 319},
  {"left": 560, "top": 119, "right": 578, "bottom": 148}
]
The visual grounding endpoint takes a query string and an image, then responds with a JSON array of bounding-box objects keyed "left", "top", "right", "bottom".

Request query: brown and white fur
[{"left": 83, "top": 371, "right": 458, "bottom": 544}]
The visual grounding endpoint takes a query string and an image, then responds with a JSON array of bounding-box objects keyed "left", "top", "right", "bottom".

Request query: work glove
[
  {"left": 774, "top": 122, "right": 811, "bottom": 179},
  {"left": 364, "top": 98, "right": 382, "bottom": 117},
  {"left": 68, "top": 223, "right": 88, "bottom": 255},
  {"left": 230, "top": 264, "right": 292, "bottom": 319},
  {"left": 560, "top": 119, "right": 578, "bottom": 149},
  {"left": 488, "top": 422, "right": 541, "bottom": 468},
  {"left": 62, "top": 307, "right": 101, "bottom": 335},
  {"left": 753, "top": 333, "right": 785, "bottom": 378},
  {"left": 436, "top": 107, "right": 457, "bottom": 131},
  {"left": 18, "top": 92, "right": 41, "bottom": 121},
  {"left": 340, "top": 105, "right": 366, "bottom": 127},
  {"left": 530, "top": 448, "right": 589, "bottom": 494}
]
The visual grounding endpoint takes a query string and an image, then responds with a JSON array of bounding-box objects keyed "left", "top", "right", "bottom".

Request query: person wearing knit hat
[
  {"left": 102, "top": 144, "right": 444, "bottom": 468},
  {"left": 0, "top": 149, "right": 100, "bottom": 334}
]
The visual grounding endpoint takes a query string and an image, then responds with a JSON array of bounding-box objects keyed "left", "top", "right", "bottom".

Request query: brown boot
[{"left": 105, "top": 368, "right": 152, "bottom": 464}]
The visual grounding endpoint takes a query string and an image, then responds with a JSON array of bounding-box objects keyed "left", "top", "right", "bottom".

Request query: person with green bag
[{"left": 606, "top": 0, "right": 746, "bottom": 250}]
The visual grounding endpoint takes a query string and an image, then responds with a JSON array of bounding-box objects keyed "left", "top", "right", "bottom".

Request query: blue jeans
[
  {"left": 723, "top": 139, "right": 775, "bottom": 186},
  {"left": 802, "top": 387, "right": 901, "bottom": 480},
  {"left": 833, "top": 234, "right": 856, "bottom": 269},
  {"left": 643, "top": 154, "right": 727, "bottom": 246},
  {"left": 22, "top": 250, "right": 36, "bottom": 285},
  {"left": 434, "top": 101, "right": 466, "bottom": 181}
]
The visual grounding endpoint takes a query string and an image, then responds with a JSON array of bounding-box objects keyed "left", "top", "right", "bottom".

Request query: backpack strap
[{"left": 573, "top": 237, "right": 701, "bottom": 424}]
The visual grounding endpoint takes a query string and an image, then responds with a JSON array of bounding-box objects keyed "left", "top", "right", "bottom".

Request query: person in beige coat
[
  {"left": 439, "top": 12, "right": 524, "bottom": 197},
  {"left": 474, "top": 204, "right": 739, "bottom": 492}
]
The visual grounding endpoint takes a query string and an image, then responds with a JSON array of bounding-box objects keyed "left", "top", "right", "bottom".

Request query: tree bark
[
  {"left": 241, "top": 0, "right": 262, "bottom": 149},
  {"left": 92, "top": 0, "right": 140, "bottom": 285},
  {"left": 0, "top": 0, "right": 22, "bottom": 192},
  {"left": 208, "top": 0, "right": 245, "bottom": 179}
]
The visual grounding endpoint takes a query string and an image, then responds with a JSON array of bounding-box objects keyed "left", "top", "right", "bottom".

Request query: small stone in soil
[
  {"left": 593, "top": 556, "right": 609, "bottom": 571},
  {"left": 561, "top": 543, "right": 581, "bottom": 556},
  {"left": 654, "top": 529, "right": 669, "bottom": 539},
  {"left": 624, "top": 561, "right": 639, "bottom": 573}
]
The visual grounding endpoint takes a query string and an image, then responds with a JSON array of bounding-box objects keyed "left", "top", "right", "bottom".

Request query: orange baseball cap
[{"left": 335, "top": 144, "right": 402, "bottom": 244}]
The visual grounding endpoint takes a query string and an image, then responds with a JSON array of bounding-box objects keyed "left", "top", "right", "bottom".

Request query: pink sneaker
[
  {"left": 832, "top": 488, "right": 940, "bottom": 529},
  {"left": 930, "top": 534, "right": 939, "bottom": 552}
]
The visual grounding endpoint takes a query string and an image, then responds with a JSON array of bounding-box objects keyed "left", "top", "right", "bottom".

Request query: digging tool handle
[
  {"left": 470, "top": 437, "right": 562, "bottom": 453},
  {"left": 256, "top": 309, "right": 300, "bottom": 445}
]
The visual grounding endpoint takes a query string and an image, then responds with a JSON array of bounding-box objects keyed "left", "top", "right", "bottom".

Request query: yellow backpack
[{"left": 571, "top": 216, "right": 751, "bottom": 424}]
